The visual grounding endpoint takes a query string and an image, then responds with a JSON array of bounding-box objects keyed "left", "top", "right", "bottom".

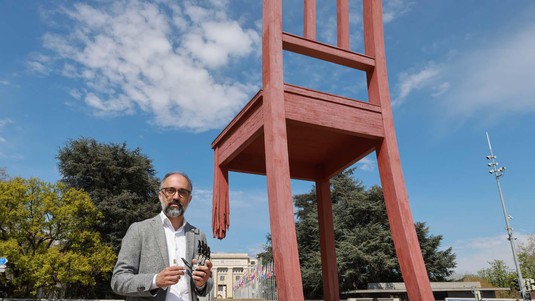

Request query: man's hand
[
  {"left": 156, "top": 265, "right": 185, "bottom": 288},
  {"left": 192, "top": 259, "right": 212, "bottom": 289}
]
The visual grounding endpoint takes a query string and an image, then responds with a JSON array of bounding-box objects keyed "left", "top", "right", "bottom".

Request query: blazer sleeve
[{"left": 111, "top": 221, "right": 164, "bottom": 298}]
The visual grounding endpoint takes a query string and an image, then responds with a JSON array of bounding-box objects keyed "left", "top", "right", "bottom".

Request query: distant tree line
[{"left": 2, "top": 140, "right": 534, "bottom": 299}]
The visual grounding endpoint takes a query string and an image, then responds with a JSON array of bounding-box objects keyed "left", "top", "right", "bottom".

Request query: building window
[
  {"left": 235, "top": 275, "right": 241, "bottom": 281},
  {"left": 219, "top": 275, "right": 225, "bottom": 281},
  {"left": 217, "top": 268, "right": 228, "bottom": 273},
  {"left": 233, "top": 267, "right": 243, "bottom": 273}
]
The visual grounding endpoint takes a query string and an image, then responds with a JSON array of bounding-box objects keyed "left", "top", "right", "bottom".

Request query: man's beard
[{"left": 162, "top": 200, "right": 186, "bottom": 218}]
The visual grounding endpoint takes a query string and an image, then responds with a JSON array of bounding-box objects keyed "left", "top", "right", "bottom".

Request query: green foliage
[
  {"left": 56, "top": 138, "right": 161, "bottom": 297},
  {"left": 257, "top": 234, "right": 274, "bottom": 263},
  {"left": 0, "top": 178, "right": 116, "bottom": 298},
  {"left": 416, "top": 221, "right": 455, "bottom": 281},
  {"left": 57, "top": 137, "right": 160, "bottom": 251},
  {"left": 476, "top": 260, "right": 517, "bottom": 298},
  {"left": 519, "top": 235, "right": 535, "bottom": 280},
  {"left": 474, "top": 235, "right": 535, "bottom": 299},
  {"left": 477, "top": 260, "right": 515, "bottom": 288},
  {"left": 290, "top": 169, "right": 456, "bottom": 299}
]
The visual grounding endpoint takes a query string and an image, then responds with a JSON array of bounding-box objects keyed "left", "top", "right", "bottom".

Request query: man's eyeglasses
[{"left": 161, "top": 187, "right": 191, "bottom": 198}]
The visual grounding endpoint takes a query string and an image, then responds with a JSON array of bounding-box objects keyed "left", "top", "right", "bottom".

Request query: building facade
[{"left": 207, "top": 253, "right": 257, "bottom": 299}]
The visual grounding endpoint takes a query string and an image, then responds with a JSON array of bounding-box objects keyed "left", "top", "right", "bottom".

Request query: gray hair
[{"left": 160, "top": 171, "right": 193, "bottom": 191}]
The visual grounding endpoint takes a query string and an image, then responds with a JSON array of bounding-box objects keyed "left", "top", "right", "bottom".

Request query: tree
[
  {"left": 477, "top": 260, "right": 515, "bottom": 288},
  {"left": 473, "top": 235, "right": 535, "bottom": 299},
  {"left": 57, "top": 137, "right": 160, "bottom": 252},
  {"left": 0, "top": 177, "right": 116, "bottom": 298},
  {"left": 519, "top": 234, "right": 535, "bottom": 280},
  {"left": 264, "top": 169, "right": 456, "bottom": 299},
  {"left": 476, "top": 260, "right": 517, "bottom": 298},
  {"left": 257, "top": 234, "right": 274, "bottom": 263}
]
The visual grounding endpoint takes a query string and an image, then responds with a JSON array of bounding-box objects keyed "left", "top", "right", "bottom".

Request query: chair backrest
[{"left": 263, "top": 0, "right": 384, "bottom": 106}]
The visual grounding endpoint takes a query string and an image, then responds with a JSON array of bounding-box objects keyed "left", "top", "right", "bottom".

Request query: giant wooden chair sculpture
[{"left": 211, "top": 1, "right": 434, "bottom": 300}]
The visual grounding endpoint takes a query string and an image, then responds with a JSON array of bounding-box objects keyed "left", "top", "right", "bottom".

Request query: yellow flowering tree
[{"left": 0, "top": 177, "right": 116, "bottom": 297}]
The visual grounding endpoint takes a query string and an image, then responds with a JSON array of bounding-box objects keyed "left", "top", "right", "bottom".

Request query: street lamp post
[{"left": 485, "top": 132, "right": 528, "bottom": 301}]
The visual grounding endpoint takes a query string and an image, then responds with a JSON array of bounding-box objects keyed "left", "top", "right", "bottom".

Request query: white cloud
[
  {"left": 0, "top": 119, "right": 10, "bottom": 146},
  {"left": 431, "top": 82, "right": 450, "bottom": 97},
  {"left": 439, "top": 24, "right": 535, "bottom": 121},
  {"left": 183, "top": 21, "right": 259, "bottom": 68},
  {"left": 0, "top": 118, "right": 12, "bottom": 128},
  {"left": 393, "top": 64, "right": 441, "bottom": 106},
  {"left": 357, "top": 156, "right": 376, "bottom": 171},
  {"left": 34, "top": 0, "right": 261, "bottom": 132},
  {"left": 398, "top": 23, "right": 535, "bottom": 126},
  {"left": 452, "top": 233, "right": 529, "bottom": 276},
  {"left": 27, "top": 53, "right": 53, "bottom": 75},
  {"left": 0, "top": 152, "right": 24, "bottom": 160},
  {"left": 383, "top": 0, "right": 413, "bottom": 24},
  {"left": 190, "top": 188, "right": 214, "bottom": 207}
]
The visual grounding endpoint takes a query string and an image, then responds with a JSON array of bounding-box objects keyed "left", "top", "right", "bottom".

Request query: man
[{"left": 112, "top": 172, "right": 213, "bottom": 301}]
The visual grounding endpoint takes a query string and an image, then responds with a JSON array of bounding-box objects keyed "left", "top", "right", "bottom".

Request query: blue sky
[{"left": 1, "top": 0, "right": 535, "bottom": 277}]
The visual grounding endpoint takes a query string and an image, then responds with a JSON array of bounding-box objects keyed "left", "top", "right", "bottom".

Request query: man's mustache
[{"left": 167, "top": 201, "right": 183, "bottom": 208}]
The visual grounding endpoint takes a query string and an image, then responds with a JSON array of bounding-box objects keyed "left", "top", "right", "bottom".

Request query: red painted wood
[
  {"left": 284, "top": 91, "right": 384, "bottom": 138},
  {"left": 212, "top": 90, "right": 263, "bottom": 148},
  {"left": 210, "top": 76, "right": 384, "bottom": 180},
  {"left": 337, "top": 0, "right": 350, "bottom": 49},
  {"left": 221, "top": 120, "right": 378, "bottom": 181},
  {"left": 215, "top": 101, "right": 263, "bottom": 166},
  {"left": 316, "top": 178, "right": 340, "bottom": 301},
  {"left": 304, "top": 0, "right": 316, "bottom": 40},
  {"left": 211, "top": 1, "right": 434, "bottom": 299},
  {"left": 283, "top": 33, "right": 374, "bottom": 72},
  {"left": 284, "top": 84, "right": 380, "bottom": 112},
  {"left": 364, "top": 0, "right": 434, "bottom": 300},
  {"left": 320, "top": 141, "right": 376, "bottom": 179},
  {"left": 212, "top": 147, "right": 220, "bottom": 237},
  {"left": 212, "top": 147, "right": 229, "bottom": 239},
  {"left": 211, "top": 84, "right": 384, "bottom": 179},
  {"left": 262, "top": 1, "right": 305, "bottom": 300},
  {"left": 226, "top": 152, "right": 320, "bottom": 181}
]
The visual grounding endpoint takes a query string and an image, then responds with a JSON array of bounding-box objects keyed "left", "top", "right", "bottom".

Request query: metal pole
[{"left": 486, "top": 132, "right": 528, "bottom": 300}]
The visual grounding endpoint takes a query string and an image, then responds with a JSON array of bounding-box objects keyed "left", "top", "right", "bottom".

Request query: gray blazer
[{"left": 111, "top": 215, "right": 213, "bottom": 301}]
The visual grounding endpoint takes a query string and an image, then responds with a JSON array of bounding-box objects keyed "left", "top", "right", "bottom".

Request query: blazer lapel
[{"left": 151, "top": 215, "right": 169, "bottom": 266}]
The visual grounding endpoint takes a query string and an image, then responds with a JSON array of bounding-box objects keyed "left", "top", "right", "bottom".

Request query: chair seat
[{"left": 211, "top": 84, "right": 385, "bottom": 180}]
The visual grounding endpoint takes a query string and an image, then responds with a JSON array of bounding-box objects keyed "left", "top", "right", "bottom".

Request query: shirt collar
[{"left": 159, "top": 211, "right": 187, "bottom": 233}]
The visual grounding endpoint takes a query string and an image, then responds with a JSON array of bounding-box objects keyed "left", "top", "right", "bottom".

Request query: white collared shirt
[{"left": 160, "top": 212, "right": 190, "bottom": 301}]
